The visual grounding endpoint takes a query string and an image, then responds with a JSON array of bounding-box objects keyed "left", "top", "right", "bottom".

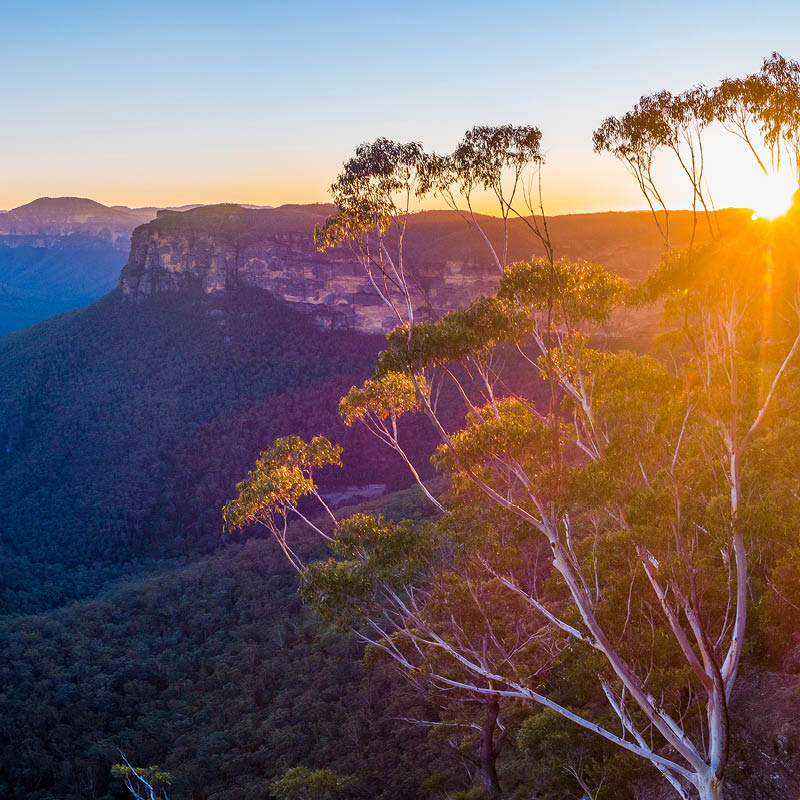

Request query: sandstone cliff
[{"left": 119, "top": 203, "right": 751, "bottom": 334}]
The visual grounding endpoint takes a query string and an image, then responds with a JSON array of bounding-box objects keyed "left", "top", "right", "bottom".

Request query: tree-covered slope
[
  {"left": 0, "top": 534, "right": 456, "bottom": 800},
  {"left": 0, "top": 287, "right": 395, "bottom": 615}
]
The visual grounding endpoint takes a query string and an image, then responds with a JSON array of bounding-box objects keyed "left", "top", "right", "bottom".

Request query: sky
[{"left": 3, "top": 0, "right": 800, "bottom": 214}]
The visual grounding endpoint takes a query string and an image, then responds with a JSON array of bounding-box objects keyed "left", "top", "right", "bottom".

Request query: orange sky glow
[{"left": 3, "top": 2, "right": 799, "bottom": 217}]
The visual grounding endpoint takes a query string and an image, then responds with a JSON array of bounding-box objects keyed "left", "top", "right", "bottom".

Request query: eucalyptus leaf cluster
[
  {"left": 497, "top": 257, "right": 632, "bottom": 325},
  {"left": 301, "top": 514, "right": 435, "bottom": 628},
  {"left": 339, "top": 372, "right": 425, "bottom": 426},
  {"left": 222, "top": 435, "right": 342, "bottom": 534},
  {"left": 269, "top": 765, "right": 355, "bottom": 800},
  {"left": 377, "top": 296, "right": 531, "bottom": 375}
]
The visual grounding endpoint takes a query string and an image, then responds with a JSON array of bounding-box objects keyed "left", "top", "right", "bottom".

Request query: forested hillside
[
  {"left": 0, "top": 523, "right": 461, "bottom": 800},
  {"left": 0, "top": 287, "right": 412, "bottom": 615}
]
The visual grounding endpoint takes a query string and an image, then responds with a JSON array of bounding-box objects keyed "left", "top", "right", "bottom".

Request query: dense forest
[
  {"left": 0, "top": 287, "right": 410, "bottom": 615},
  {"left": 0, "top": 495, "right": 461, "bottom": 800},
  {"left": 0, "top": 274, "right": 482, "bottom": 799},
  {"left": 5, "top": 482, "right": 708, "bottom": 800}
]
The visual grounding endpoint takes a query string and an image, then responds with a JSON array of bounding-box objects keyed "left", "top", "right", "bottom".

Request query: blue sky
[{"left": 3, "top": 0, "right": 800, "bottom": 212}]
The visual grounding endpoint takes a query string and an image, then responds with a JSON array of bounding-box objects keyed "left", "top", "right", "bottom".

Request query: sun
[{"left": 750, "top": 170, "right": 798, "bottom": 221}]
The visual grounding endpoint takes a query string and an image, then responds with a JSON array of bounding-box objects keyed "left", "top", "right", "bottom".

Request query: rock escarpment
[
  {"left": 640, "top": 672, "right": 800, "bottom": 800},
  {"left": 119, "top": 204, "right": 501, "bottom": 333},
  {"left": 119, "top": 203, "right": 750, "bottom": 334}
]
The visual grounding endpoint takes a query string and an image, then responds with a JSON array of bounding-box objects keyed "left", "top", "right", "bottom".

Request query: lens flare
[{"left": 750, "top": 170, "right": 798, "bottom": 220}]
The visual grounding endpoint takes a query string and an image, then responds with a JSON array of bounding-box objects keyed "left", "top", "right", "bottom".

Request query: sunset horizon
[{"left": 4, "top": 1, "right": 800, "bottom": 216}]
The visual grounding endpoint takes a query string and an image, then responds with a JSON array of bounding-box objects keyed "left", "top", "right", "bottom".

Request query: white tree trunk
[{"left": 696, "top": 772, "right": 723, "bottom": 800}]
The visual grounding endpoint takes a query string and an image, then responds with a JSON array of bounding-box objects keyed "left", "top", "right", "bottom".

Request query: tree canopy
[{"left": 227, "top": 53, "right": 800, "bottom": 800}]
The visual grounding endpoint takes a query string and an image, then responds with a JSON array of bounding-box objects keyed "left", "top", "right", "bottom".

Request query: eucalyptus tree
[
  {"left": 743, "top": 52, "right": 800, "bottom": 180},
  {"left": 592, "top": 100, "right": 674, "bottom": 247},
  {"left": 314, "top": 125, "right": 552, "bottom": 298},
  {"left": 111, "top": 755, "right": 171, "bottom": 800},
  {"left": 707, "top": 52, "right": 800, "bottom": 181},
  {"left": 433, "top": 124, "right": 552, "bottom": 268},
  {"left": 594, "top": 87, "right": 718, "bottom": 248},
  {"left": 594, "top": 52, "right": 800, "bottom": 247},
  {"left": 712, "top": 75, "right": 772, "bottom": 176},
  {"left": 228, "top": 78, "right": 800, "bottom": 799},
  {"left": 742, "top": 53, "right": 800, "bottom": 181},
  {"left": 224, "top": 430, "right": 560, "bottom": 799},
  {"left": 314, "top": 139, "right": 434, "bottom": 329}
]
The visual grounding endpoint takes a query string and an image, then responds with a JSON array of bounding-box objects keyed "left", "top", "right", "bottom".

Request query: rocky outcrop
[
  {"left": 637, "top": 672, "right": 800, "bottom": 800},
  {"left": 119, "top": 204, "right": 502, "bottom": 333},
  {"left": 119, "top": 203, "right": 752, "bottom": 334},
  {"left": 723, "top": 672, "right": 800, "bottom": 799}
]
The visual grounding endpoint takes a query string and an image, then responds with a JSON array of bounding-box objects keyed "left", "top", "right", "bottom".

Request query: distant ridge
[
  {"left": 0, "top": 196, "right": 144, "bottom": 233},
  {"left": 112, "top": 202, "right": 273, "bottom": 221},
  {"left": 0, "top": 197, "right": 274, "bottom": 236}
]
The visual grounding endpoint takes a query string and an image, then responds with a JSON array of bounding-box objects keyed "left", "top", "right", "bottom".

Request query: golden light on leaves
[{"left": 749, "top": 170, "right": 797, "bottom": 220}]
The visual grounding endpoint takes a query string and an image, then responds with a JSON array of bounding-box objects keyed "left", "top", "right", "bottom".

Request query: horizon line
[{"left": 0, "top": 195, "right": 758, "bottom": 219}]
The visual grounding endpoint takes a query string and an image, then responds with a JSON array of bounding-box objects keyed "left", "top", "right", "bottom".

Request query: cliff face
[
  {"left": 119, "top": 204, "right": 501, "bottom": 333},
  {"left": 119, "top": 203, "right": 752, "bottom": 334}
]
